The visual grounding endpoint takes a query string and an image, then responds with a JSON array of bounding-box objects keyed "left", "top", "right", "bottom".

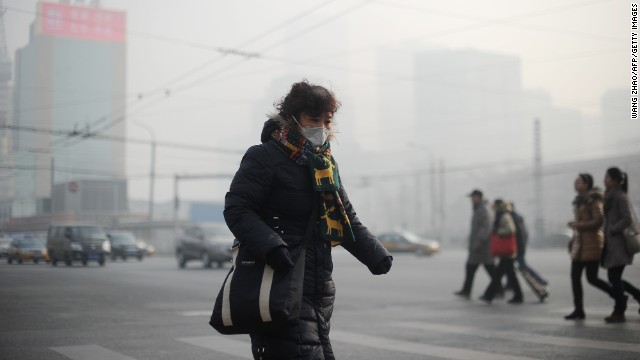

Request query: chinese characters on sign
[{"left": 39, "top": 2, "right": 126, "bottom": 42}]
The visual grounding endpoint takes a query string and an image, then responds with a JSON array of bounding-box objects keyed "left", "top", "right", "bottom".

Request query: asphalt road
[{"left": 1, "top": 248, "right": 639, "bottom": 360}]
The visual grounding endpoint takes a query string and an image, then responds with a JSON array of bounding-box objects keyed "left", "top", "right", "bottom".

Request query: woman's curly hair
[{"left": 274, "top": 80, "right": 341, "bottom": 126}]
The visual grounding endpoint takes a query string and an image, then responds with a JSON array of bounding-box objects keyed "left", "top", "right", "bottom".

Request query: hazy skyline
[{"left": 3, "top": 0, "right": 635, "bottom": 205}]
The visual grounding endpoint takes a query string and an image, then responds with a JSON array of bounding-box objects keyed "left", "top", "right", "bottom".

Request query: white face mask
[{"left": 292, "top": 116, "right": 328, "bottom": 148}]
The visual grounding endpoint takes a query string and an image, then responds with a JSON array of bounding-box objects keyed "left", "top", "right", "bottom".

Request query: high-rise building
[
  {"left": 10, "top": 0, "right": 127, "bottom": 219},
  {"left": 0, "top": 0, "right": 13, "bottom": 226}
]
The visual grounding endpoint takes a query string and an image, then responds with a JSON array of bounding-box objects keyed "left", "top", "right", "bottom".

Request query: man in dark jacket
[{"left": 454, "top": 189, "right": 498, "bottom": 299}]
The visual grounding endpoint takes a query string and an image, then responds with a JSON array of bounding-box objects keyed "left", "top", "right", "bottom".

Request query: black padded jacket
[{"left": 224, "top": 120, "right": 391, "bottom": 360}]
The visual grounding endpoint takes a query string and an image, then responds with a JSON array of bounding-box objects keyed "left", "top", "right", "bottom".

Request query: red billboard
[{"left": 39, "top": 1, "right": 126, "bottom": 42}]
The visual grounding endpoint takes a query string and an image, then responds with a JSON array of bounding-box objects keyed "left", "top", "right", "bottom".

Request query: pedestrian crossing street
[{"left": 49, "top": 313, "right": 640, "bottom": 360}]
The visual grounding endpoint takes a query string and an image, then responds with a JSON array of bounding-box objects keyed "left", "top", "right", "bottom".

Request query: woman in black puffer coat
[{"left": 224, "top": 80, "right": 392, "bottom": 360}]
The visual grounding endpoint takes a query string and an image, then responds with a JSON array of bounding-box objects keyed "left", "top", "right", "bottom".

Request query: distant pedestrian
[
  {"left": 479, "top": 199, "right": 523, "bottom": 304},
  {"left": 509, "top": 202, "right": 549, "bottom": 302},
  {"left": 601, "top": 167, "right": 640, "bottom": 323},
  {"left": 565, "top": 173, "right": 612, "bottom": 320},
  {"left": 454, "top": 190, "right": 498, "bottom": 299}
]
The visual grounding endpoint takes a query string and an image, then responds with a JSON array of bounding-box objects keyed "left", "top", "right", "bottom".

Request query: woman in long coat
[
  {"left": 565, "top": 173, "right": 612, "bottom": 320},
  {"left": 224, "top": 80, "right": 392, "bottom": 359},
  {"left": 601, "top": 167, "right": 640, "bottom": 323}
]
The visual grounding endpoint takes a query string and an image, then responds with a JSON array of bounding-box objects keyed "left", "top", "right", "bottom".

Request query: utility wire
[
  {"left": 151, "top": 0, "right": 340, "bottom": 97},
  {"left": 374, "top": 0, "right": 620, "bottom": 42},
  {"left": 8, "top": 0, "right": 616, "bottom": 149},
  {"left": 10, "top": 0, "right": 617, "bottom": 119},
  {"left": 29, "top": 0, "right": 345, "bottom": 149},
  {"left": 64, "top": 0, "right": 371, "bottom": 147},
  {"left": 171, "top": 0, "right": 377, "bottom": 94},
  {"left": 293, "top": 0, "right": 617, "bottom": 65},
  {"left": 2, "top": 124, "right": 245, "bottom": 154}
]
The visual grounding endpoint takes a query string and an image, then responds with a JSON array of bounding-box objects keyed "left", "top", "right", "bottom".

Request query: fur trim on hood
[
  {"left": 586, "top": 187, "right": 604, "bottom": 202},
  {"left": 260, "top": 118, "right": 280, "bottom": 143}
]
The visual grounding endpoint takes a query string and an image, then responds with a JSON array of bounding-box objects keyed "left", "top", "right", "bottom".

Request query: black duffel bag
[{"left": 210, "top": 207, "right": 317, "bottom": 335}]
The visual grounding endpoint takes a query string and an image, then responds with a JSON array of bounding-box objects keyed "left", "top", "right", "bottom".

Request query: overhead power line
[
  {"left": 293, "top": 0, "right": 617, "bottom": 65},
  {"left": 15, "top": 0, "right": 346, "bottom": 149},
  {"left": 2, "top": 124, "right": 245, "bottom": 155},
  {"left": 4, "top": 5, "right": 261, "bottom": 60},
  {"left": 0, "top": 164, "right": 229, "bottom": 181},
  {"left": 374, "top": 0, "right": 619, "bottom": 42},
  {"left": 169, "top": 0, "right": 378, "bottom": 95}
]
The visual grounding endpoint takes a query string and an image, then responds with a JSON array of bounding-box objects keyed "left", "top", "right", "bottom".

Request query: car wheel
[
  {"left": 137, "top": 254, "right": 143, "bottom": 261},
  {"left": 18, "top": 257, "right": 23, "bottom": 264},
  {"left": 64, "top": 252, "right": 72, "bottom": 266},
  {"left": 202, "top": 252, "right": 212, "bottom": 268},
  {"left": 122, "top": 255, "right": 127, "bottom": 261},
  {"left": 98, "top": 255, "right": 105, "bottom": 267},
  {"left": 177, "top": 251, "right": 187, "bottom": 269},
  {"left": 217, "top": 261, "right": 224, "bottom": 269},
  {"left": 51, "top": 252, "right": 57, "bottom": 266},
  {"left": 34, "top": 258, "right": 39, "bottom": 264},
  {"left": 82, "top": 257, "right": 88, "bottom": 266},
  {"left": 7, "top": 256, "right": 12, "bottom": 264}
]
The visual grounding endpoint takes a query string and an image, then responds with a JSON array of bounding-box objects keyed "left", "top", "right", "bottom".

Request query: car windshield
[
  {"left": 110, "top": 234, "right": 137, "bottom": 245},
  {"left": 71, "top": 226, "right": 104, "bottom": 240},
  {"left": 202, "top": 226, "right": 233, "bottom": 243},
  {"left": 203, "top": 227, "right": 232, "bottom": 237},
  {"left": 401, "top": 232, "right": 423, "bottom": 244}
]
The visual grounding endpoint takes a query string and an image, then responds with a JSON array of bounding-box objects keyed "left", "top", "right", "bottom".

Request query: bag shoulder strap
[
  {"left": 630, "top": 203, "right": 638, "bottom": 223},
  {"left": 301, "top": 194, "right": 319, "bottom": 249}
]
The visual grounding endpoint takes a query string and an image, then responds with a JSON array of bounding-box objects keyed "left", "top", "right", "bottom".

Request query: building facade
[{"left": 10, "top": 0, "right": 127, "bottom": 221}]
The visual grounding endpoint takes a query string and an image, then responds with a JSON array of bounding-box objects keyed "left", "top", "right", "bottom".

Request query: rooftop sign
[{"left": 38, "top": 1, "right": 126, "bottom": 42}]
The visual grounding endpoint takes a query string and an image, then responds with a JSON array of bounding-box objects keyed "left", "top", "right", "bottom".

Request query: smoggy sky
[{"left": 3, "top": 0, "right": 634, "bottom": 203}]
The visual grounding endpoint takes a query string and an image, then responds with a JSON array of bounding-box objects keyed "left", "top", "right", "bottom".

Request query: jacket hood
[
  {"left": 587, "top": 187, "right": 604, "bottom": 202},
  {"left": 260, "top": 114, "right": 288, "bottom": 143}
]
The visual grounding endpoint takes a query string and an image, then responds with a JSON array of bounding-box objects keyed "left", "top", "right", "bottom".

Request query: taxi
[
  {"left": 377, "top": 230, "right": 440, "bottom": 256},
  {"left": 6, "top": 237, "right": 50, "bottom": 264}
]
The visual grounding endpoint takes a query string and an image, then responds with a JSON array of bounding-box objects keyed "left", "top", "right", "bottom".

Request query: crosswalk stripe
[
  {"left": 330, "top": 330, "right": 538, "bottom": 360},
  {"left": 51, "top": 345, "right": 137, "bottom": 360},
  {"left": 176, "top": 335, "right": 252, "bottom": 359},
  {"left": 177, "top": 310, "right": 211, "bottom": 317},
  {"left": 395, "top": 321, "right": 640, "bottom": 353},
  {"left": 520, "top": 316, "right": 640, "bottom": 331}
]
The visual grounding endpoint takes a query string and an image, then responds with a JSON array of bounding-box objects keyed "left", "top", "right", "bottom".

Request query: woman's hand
[
  {"left": 265, "top": 246, "right": 294, "bottom": 271},
  {"left": 372, "top": 256, "right": 393, "bottom": 275}
]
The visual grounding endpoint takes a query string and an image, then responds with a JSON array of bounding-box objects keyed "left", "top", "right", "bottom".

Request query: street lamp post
[
  {"left": 407, "top": 142, "right": 436, "bottom": 237},
  {"left": 132, "top": 120, "right": 156, "bottom": 222}
]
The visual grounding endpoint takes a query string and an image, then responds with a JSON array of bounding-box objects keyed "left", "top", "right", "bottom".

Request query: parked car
[
  {"left": 6, "top": 236, "right": 49, "bottom": 264},
  {"left": 108, "top": 231, "right": 145, "bottom": 261},
  {"left": 47, "top": 224, "right": 109, "bottom": 266},
  {"left": 175, "top": 223, "right": 233, "bottom": 269},
  {"left": 377, "top": 231, "right": 440, "bottom": 256},
  {"left": 0, "top": 237, "right": 11, "bottom": 258}
]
